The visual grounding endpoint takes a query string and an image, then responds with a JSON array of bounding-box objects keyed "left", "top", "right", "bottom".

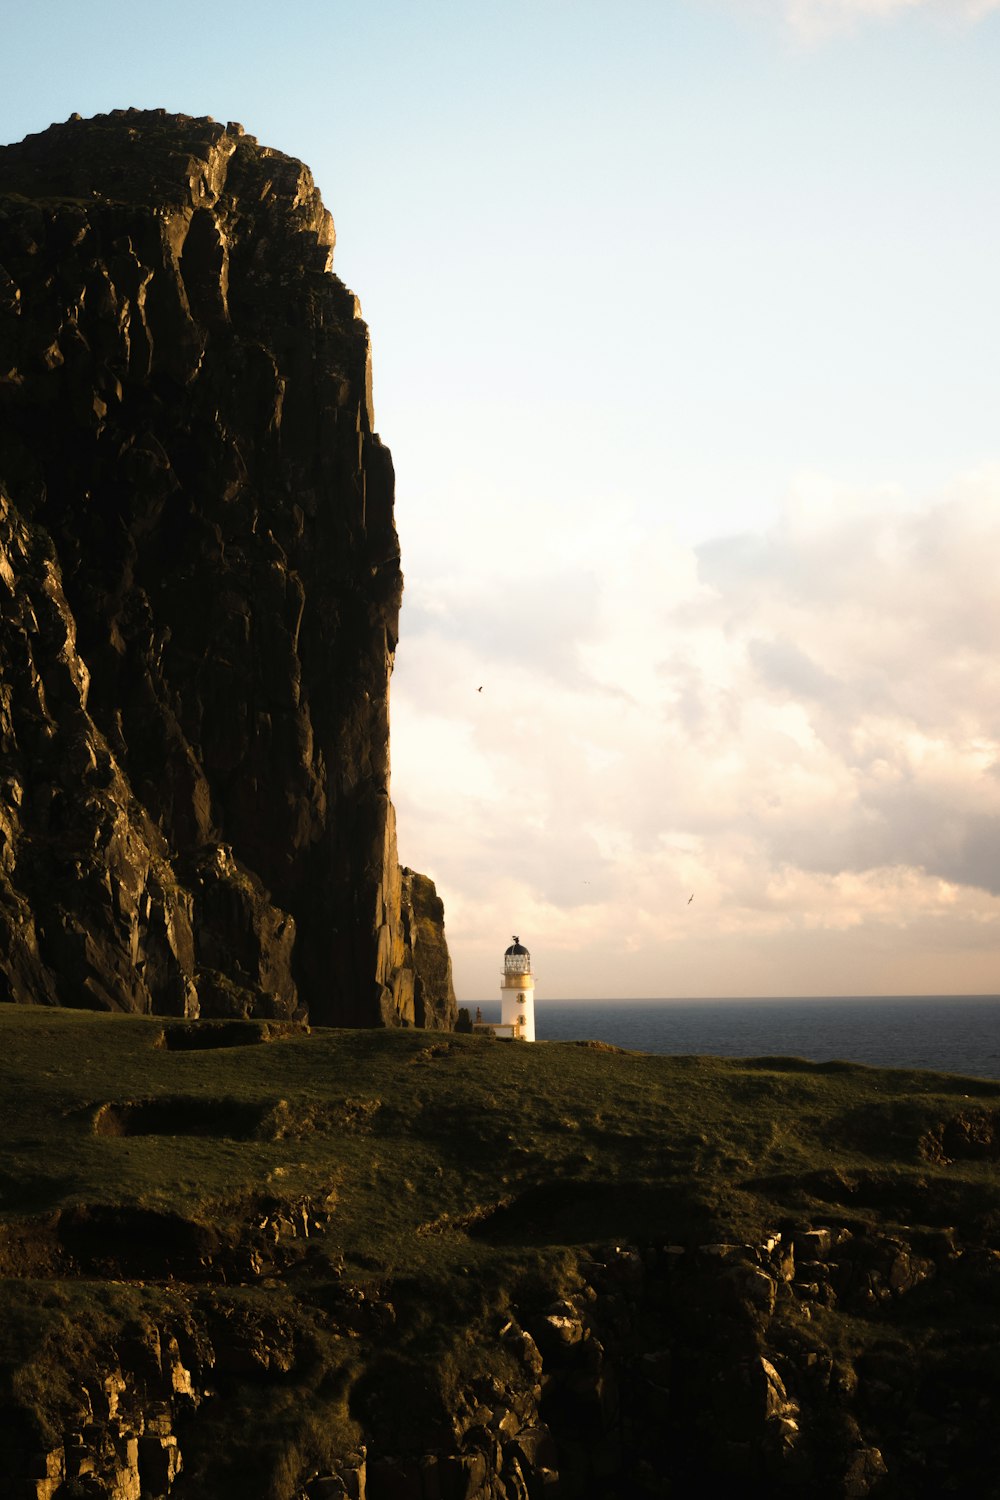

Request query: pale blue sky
[{"left": 5, "top": 1, "right": 1000, "bottom": 996}]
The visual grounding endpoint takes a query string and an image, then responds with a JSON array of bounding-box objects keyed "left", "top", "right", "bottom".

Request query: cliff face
[{"left": 0, "top": 109, "right": 455, "bottom": 1028}]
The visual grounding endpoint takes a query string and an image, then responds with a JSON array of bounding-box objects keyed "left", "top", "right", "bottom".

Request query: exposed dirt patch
[
  {"left": 417, "top": 1197, "right": 515, "bottom": 1237},
  {"left": 408, "top": 1042, "right": 462, "bottom": 1064},
  {"left": 160, "top": 1020, "right": 309, "bottom": 1051},
  {"left": 0, "top": 1181, "right": 348, "bottom": 1285},
  {"left": 91, "top": 1098, "right": 274, "bottom": 1140},
  {"left": 0, "top": 1215, "right": 66, "bottom": 1277},
  {"left": 744, "top": 1166, "right": 996, "bottom": 1233},
  {"left": 464, "top": 1179, "right": 718, "bottom": 1246},
  {"left": 268, "top": 1097, "right": 383, "bottom": 1139},
  {"left": 57, "top": 1203, "right": 226, "bottom": 1278},
  {"left": 920, "top": 1110, "right": 1000, "bottom": 1165},
  {"left": 834, "top": 1099, "right": 946, "bottom": 1162}
]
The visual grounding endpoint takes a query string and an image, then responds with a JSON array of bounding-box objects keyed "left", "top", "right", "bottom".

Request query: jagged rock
[
  {"left": 138, "top": 1434, "right": 182, "bottom": 1495},
  {"left": 538, "top": 1311, "right": 585, "bottom": 1350},
  {"left": 741, "top": 1265, "right": 778, "bottom": 1320},
  {"left": 401, "top": 867, "right": 457, "bottom": 1030},
  {"left": 794, "top": 1227, "right": 834, "bottom": 1258},
  {"left": 758, "top": 1357, "right": 798, "bottom": 1423},
  {"left": 0, "top": 110, "right": 453, "bottom": 1024},
  {"left": 4, "top": 1216, "right": 993, "bottom": 1498},
  {"left": 500, "top": 1322, "right": 543, "bottom": 1379},
  {"left": 842, "top": 1444, "right": 888, "bottom": 1497}
]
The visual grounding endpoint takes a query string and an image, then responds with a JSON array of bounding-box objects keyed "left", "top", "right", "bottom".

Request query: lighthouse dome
[{"left": 504, "top": 936, "right": 531, "bottom": 975}]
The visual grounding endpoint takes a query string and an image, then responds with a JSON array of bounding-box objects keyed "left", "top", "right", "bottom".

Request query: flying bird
[
  {"left": 477, "top": 685, "right": 483, "bottom": 692},
  {"left": 687, "top": 894, "right": 694, "bottom": 904}
]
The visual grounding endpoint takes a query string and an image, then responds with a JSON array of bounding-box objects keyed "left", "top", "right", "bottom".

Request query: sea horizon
[
  {"left": 462, "top": 994, "right": 1000, "bottom": 1081},
  {"left": 466, "top": 992, "right": 1000, "bottom": 1004}
]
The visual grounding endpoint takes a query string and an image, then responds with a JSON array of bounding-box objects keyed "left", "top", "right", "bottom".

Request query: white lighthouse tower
[{"left": 500, "top": 936, "right": 536, "bottom": 1042}]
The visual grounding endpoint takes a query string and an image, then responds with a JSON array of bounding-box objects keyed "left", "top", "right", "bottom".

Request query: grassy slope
[
  {"left": 5, "top": 1009, "right": 998, "bottom": 1246},
  {"left": 0, "top": 1008, "right": 998, "bottom": 1483}
]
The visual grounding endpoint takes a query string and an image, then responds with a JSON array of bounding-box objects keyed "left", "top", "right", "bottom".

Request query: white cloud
[
  {"left": 391, "top": 469, "right": 1000, "bottom": 998},
  {"left": 744, "top": 0, "right": 1000, "bottom": 41}
]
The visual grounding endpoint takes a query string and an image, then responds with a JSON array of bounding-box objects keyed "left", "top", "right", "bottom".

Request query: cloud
[
  {"left": 391, "top": 469, "right": 1000, "bottom": 996},
  {"left": 679, "top": 476, "right": 1000, "bottom": 889},
  {"left": 746, "top": 0, "right": 1000, "bottom": 41},
  {"left": 404, "top": 566, "right": 608, "bottom": 692}
]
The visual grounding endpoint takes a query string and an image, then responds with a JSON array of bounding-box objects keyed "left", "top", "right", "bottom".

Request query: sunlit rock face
[{"left": 0, "top": 108, "right": 455, "bottom": 1027}]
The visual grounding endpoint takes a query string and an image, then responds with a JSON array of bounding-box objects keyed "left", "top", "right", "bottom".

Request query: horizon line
[{"left": 458, "top": 992, "right": 1000, "bottom": 1004}]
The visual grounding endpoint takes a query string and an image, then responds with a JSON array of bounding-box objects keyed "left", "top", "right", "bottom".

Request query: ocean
[{"left": 469, "top": 995, "right": 1000, "bottom": 1081}]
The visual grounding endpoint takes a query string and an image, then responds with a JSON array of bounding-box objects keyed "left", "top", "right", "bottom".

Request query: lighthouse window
[{"left": 518, "top": 992, "right": 525, "bottom": 1002}]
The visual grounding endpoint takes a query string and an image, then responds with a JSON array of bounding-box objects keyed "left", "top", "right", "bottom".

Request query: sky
[{"left": 4, "top": 0, "right": 1000, "bottom": 999}]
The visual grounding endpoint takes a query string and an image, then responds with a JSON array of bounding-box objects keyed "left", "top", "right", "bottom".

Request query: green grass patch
[{"left": 1, "top": 1007, "right": 998, "bottom": 1488}]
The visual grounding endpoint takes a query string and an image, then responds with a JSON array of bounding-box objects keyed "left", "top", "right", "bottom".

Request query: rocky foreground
[
  {"left": 0, "top": 110, "right": 453, "bottom": 1027},
  {"left": 1, "top": 1009, "right": 999, "bottom": 1498}
]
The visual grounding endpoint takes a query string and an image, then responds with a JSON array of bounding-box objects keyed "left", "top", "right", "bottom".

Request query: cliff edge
[
  {"left": 0, "top": 109, "right": 455, "bottom": 1027},
  {"left": 1, "top": 1013, "right": 999, "bottom": 1497}
]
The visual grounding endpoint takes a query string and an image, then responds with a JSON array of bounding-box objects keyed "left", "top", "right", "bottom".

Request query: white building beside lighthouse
[{"left": 499, "top": 935, "right": 536, "bottom": 1042}]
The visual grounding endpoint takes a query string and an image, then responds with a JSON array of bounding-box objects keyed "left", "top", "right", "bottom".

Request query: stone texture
[
  {"left": 3, "top": 1217, "right": 999, "bottom": 1496},
  {"left": 0, "top": 109, "right": 453, "bottom": 1024},
  {"left": 402, "top": 867, "right": 457, "bottom": 1030}
]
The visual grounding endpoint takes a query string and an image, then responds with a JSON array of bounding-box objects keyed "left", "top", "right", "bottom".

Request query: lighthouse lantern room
[{"left": 499, "top": 936, "right": 536, "bottom": 1042}]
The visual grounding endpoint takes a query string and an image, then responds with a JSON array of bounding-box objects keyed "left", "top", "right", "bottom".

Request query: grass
[
  {"left": 3, "top": 1005, "right": 998, "bottom": 1272},
  {"left": 0, "top": 1007, "right": 998, "bottom": 1491}
]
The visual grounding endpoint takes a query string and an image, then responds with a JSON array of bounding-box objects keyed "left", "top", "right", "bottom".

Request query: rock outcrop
[
  {"left": 0, "top": 109, "right": 455, "bottom": 1027},
  {"left": 402, "top": 867, "right": 458, "bottom": 1031},
  {"left": 7, "top": 1219, "right": 998, "bottom": 1497}
]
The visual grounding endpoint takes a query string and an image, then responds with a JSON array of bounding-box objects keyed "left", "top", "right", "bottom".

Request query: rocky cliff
[{"left": 0, "top": 109, "right": 455, "bottom": 1028}]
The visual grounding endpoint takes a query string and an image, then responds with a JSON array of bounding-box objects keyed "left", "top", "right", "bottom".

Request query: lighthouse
[{"left": 500, "top": 936, "right": 536, "bottom": 1042}]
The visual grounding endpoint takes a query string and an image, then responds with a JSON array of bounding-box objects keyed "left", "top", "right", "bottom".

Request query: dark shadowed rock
[
  {"left": 402, "top": 867, "right": 457, "bottom": 1030},
  {"left": 0, "top": 109, "right": 452, "bottom": 1025}
]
